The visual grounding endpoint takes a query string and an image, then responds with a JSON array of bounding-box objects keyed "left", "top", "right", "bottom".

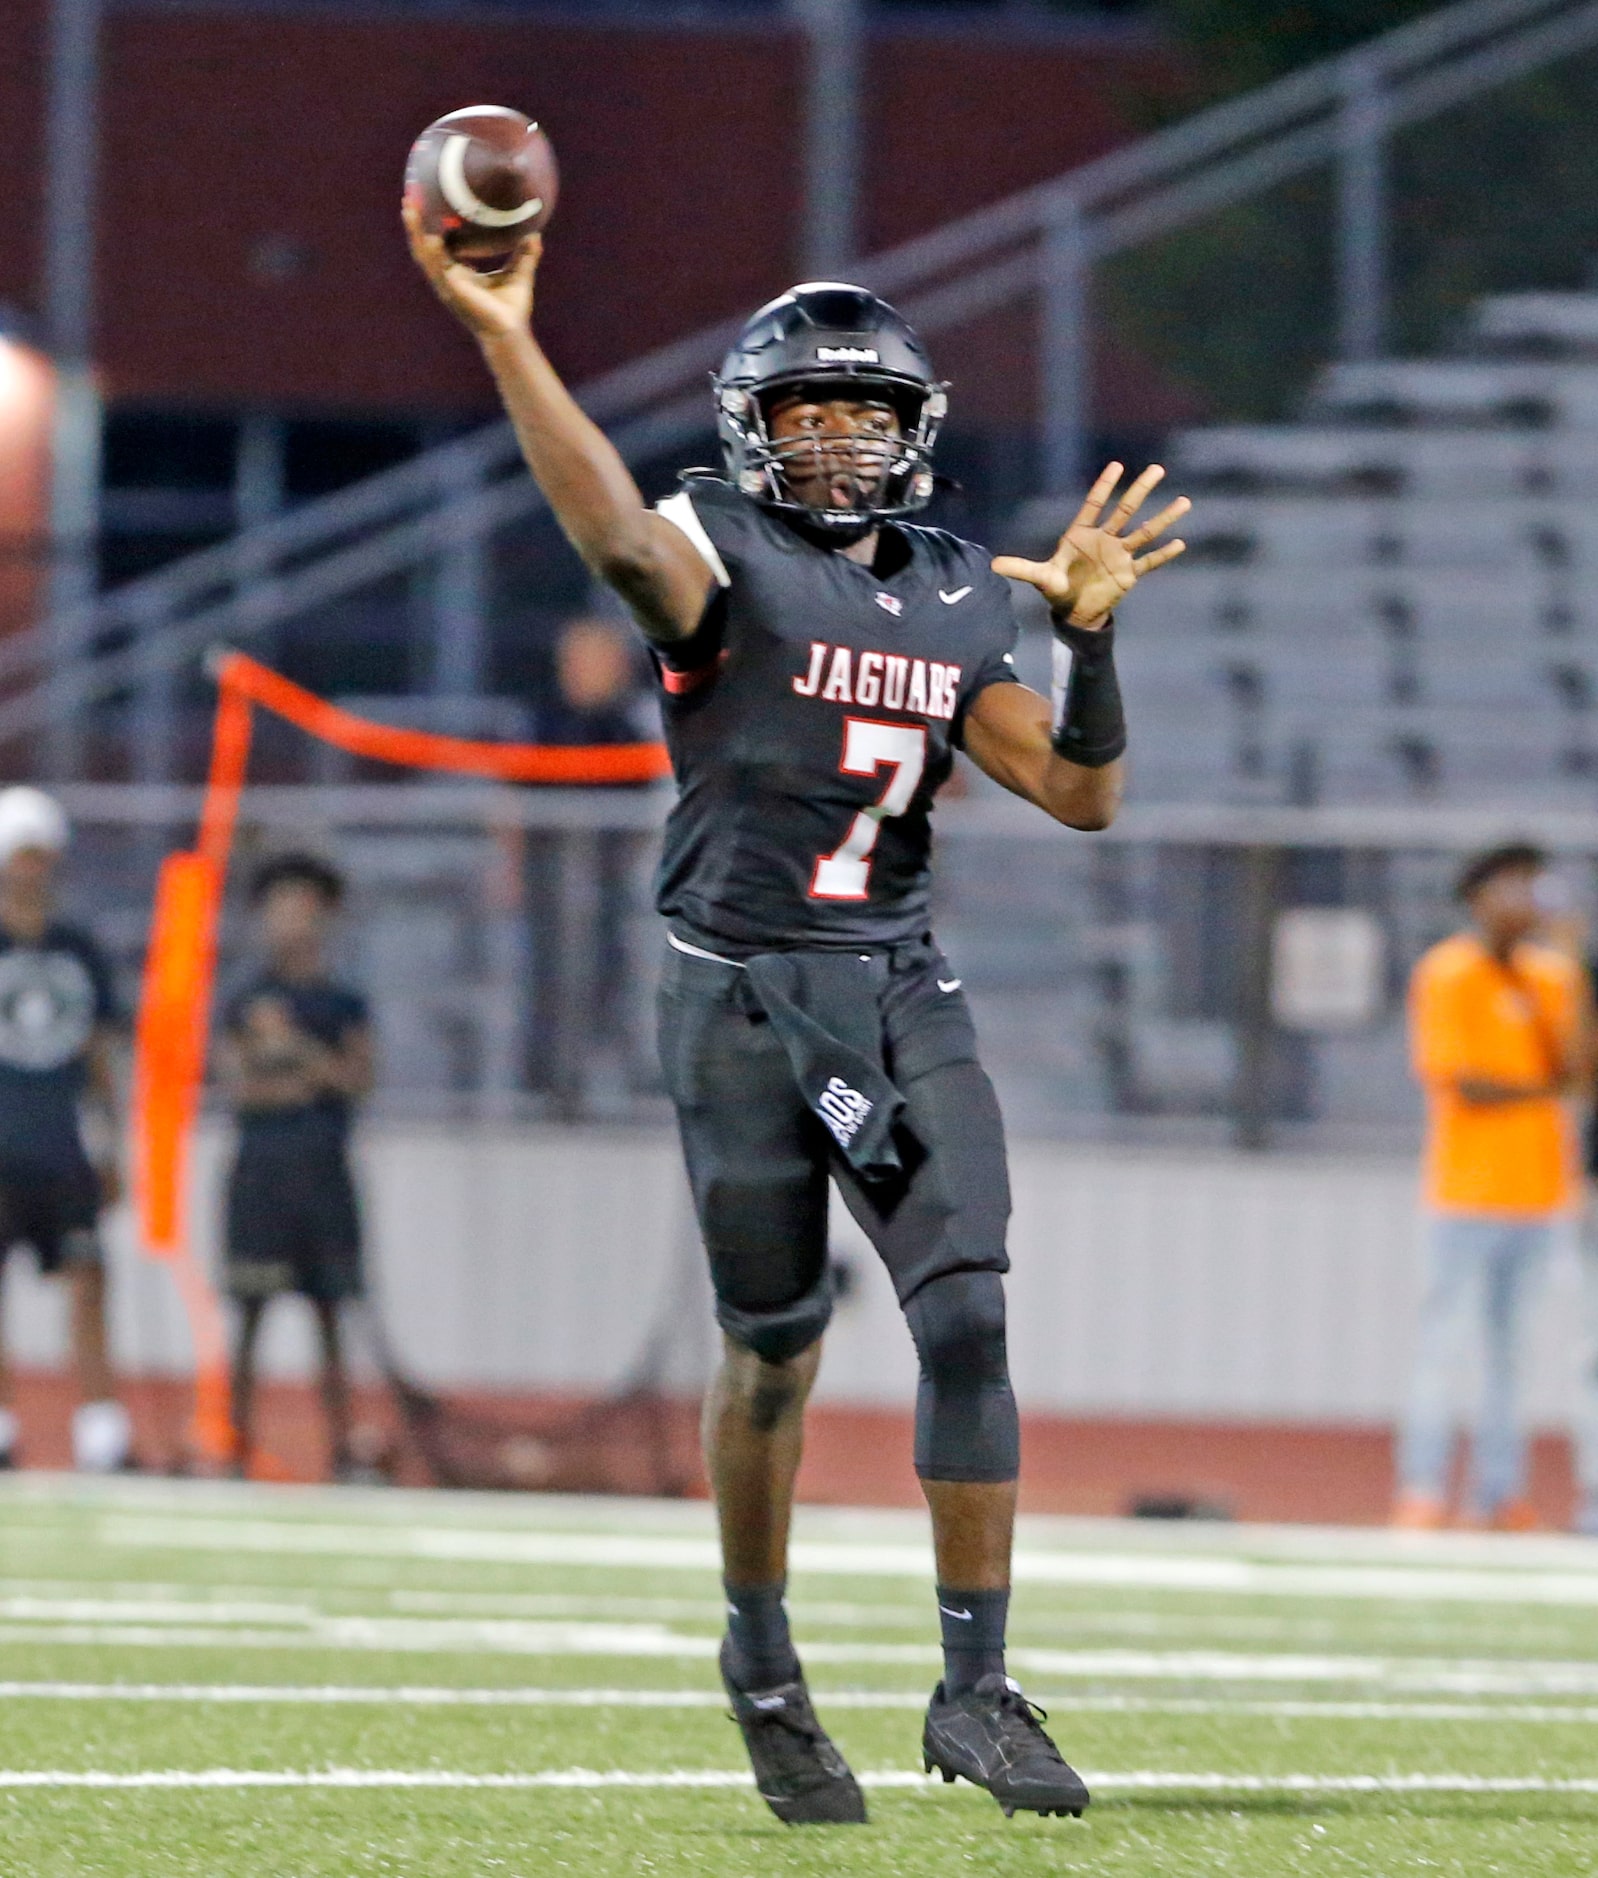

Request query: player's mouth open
[{"left": 794, "top": 461, "right": 887, "bottom": 512}]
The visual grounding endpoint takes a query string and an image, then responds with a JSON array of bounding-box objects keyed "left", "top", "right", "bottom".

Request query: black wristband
[{"left": 1049, "top": 614, "right": 1126, "bottom": 768}]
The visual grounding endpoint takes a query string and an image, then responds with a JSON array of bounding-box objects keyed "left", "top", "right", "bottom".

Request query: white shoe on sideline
[{"left": 72, "top": 1399, "right": 132, "bottom": 1473}]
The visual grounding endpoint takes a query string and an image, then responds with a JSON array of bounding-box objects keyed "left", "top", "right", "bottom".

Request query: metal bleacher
[
  {"left": 14, "top": 0, "right": 1598, "bottom": 794},
  {"left": 1114, "top": 290, "right": 1598, "bottom": 809}
]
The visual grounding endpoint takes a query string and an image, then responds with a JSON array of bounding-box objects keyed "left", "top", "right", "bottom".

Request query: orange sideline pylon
[{"left": 132, "top": 650, "right": 670, "bottom": 1470}]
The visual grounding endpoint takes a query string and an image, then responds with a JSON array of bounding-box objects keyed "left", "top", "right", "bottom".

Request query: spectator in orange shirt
[{"left": 1393, "top": 843, "right": 1588, "bottom": 1532}]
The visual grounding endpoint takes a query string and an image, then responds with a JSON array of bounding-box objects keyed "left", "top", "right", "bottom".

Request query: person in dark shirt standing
[
  {"left": 218, "top": 853, "right": 373, "bottom": 1480},
  {"left": 532, "top": 614, "right": 658, "bottom": 1097},
  {"left": 0, "top": 787, "right": 130, "bottom": 1472},
  {"left": 539, "top": 614, "right": 656, "bottom": 753}
]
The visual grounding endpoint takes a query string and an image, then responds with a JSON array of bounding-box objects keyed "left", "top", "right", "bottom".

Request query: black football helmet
[{"left": 713, "top": 282, "right": 947, "bottom": 539}]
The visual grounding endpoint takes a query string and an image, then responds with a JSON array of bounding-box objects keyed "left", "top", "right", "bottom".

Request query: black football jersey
[
  {"left": 652, "top": 476, "right": 1020, "bottom": 951},
  {"left": 222, "top": 973, "right": 370, "bottom": 1145}
]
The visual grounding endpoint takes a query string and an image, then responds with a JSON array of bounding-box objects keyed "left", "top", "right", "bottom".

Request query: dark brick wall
[
  {"left": 96, "top": 11, "right": 800, "bottom": 408},
  {"left": 3, "top": 6, "right": 1171, "bottom": 417},
  {"left": 0, "top": 0, "right": 47, "bottom": 331}
]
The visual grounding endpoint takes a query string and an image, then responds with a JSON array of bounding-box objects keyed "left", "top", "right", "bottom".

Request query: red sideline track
[{"left": 3, "top": 1373, "right": 1586, "bottom": 1530}]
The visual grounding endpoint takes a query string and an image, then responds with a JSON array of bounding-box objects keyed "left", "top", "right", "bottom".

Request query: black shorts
[
  {"left": 224, "top": 1131, "right": 364, "bottom": 1304},
  {"left": 0, "top": 1159, "right": 102, "bottom": 1274},
  {"left": 657, "top": 933, "right": 1010, "bottom": 1357}
]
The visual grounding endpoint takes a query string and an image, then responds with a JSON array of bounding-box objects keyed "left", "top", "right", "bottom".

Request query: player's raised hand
[
  {"left": 403, "top": 197, "right": 540, "bottom": 343},
  {"left": 992, "top": 462, "right": 1189, "bottom": 627}
]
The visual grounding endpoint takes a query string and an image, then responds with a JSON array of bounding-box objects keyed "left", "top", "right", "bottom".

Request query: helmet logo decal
[{"left": 815, "top": 345, "right": 881, "bottom": 364}]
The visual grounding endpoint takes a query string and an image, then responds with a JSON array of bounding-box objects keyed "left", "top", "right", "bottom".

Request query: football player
[{"left": 406, "top": 213, "right": 1188, "bottom": 1824}]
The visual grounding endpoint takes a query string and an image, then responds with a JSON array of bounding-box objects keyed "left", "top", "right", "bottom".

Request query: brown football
[{"left": 404, "top": 106, "right": 558, "bottom": 262}]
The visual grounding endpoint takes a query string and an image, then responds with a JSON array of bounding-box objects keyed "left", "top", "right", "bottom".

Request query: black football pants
[{"left": 657, "top": 933, "right": 1019, "bottom": 1482}]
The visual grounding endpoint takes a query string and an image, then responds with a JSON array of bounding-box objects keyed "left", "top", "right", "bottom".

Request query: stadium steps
[{"left": 1072, "top": 289, "right": 1598, "bottom": 807}]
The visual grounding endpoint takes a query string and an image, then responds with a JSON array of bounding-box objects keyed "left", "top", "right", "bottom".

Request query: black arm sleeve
[{"left": 1049, "top": 615, "right": 1126, "bottom": 768}]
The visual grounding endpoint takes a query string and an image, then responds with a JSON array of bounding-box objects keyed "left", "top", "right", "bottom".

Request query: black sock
[
  {"left": 937, "top": 1585, "right": 1009, "bottom": 1695},
  {"left": 723, "top": 1580, "right": 801, "bottom": 1691}
]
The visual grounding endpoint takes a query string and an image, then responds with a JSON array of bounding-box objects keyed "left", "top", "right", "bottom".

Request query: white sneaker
[{"left": 72, "top": 1399, "right": 132, "bottom": 1473}]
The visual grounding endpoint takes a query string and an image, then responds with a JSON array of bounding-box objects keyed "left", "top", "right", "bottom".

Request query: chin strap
[
  {"left": 757, "top": 492, "right": 877, "bottom": 547},
  {"left": 785, "top": 509, "right": 877, "bottom": 548}
]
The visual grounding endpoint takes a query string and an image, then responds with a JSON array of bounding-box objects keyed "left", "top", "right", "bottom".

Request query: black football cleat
[
  {"left": 922, "top": 1673, "right": 1090, "bottom": 1819},
  {"left": 720, "top": 1639, "right": 868, "bottom": 1825}
]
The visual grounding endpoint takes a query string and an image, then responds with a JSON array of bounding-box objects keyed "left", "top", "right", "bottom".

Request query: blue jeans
[
  {"left": 1575, "top": 1207, "right": 1598, "bottom": 1510},
  {"left": 1396, "top": 1212, "right": 1554, "bottom": 1515}
]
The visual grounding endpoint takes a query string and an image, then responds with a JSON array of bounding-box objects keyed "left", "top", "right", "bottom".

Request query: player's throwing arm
[{"left": 401, "top": 209, "right": 718, "bottom": 651}]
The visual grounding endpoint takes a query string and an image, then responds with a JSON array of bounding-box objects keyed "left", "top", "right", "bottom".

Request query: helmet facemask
[{"left": 716, "top": 373, "right": 945, "bottom": 540}]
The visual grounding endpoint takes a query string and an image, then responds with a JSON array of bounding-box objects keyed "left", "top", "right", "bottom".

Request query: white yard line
[
  {"left": 0, "top": 1768, "right": 760, "bottom": 1790},
  {"left": 0, "top": 1767, "right": 1596, "bottom": 1795},
  {"left": 1013, "top": 1649, "right": 1598, "bottom": 1694},
  {"left": 29, "top": 1473, "right": 1598, "bottom": 1566},
  {"left": 386, "top": 1590, "right": 932, "bottom": 1629},
  {"left": 6, "top": 1682, "right": 1598, "bottom": 1723},
  {"left": 0, "top": 1580, "right": 342, "bottom": 1605},
  {"left": 15, "top": 1619, "right": 1598, "bottom": 1697},
  {"left": 0, "top": 1579, "right": 1464, "bottom": 1641},
  {"left": 96, "top": 1516, "right": 1598, "bottom": 1607},
  {"left": 1020, "top": 1697, "right": 1598, "bottom": 1723},
  {"left": 0, "top": 1682, "right": 743, "bottom": 1707},
  {"left": 1087, "top": 1773, "right": 1598, "bottom": 1795},
  {"left": 0, "top": 1589, "right": 918, "bottom": 1632},
  {"left": 6, "top": 1579, "right": 1579, "bottom": 1649},
  {"left": 0, "top": 1598, "right": 313, "bottom": 1625},
  {"left": 0, "top": 1620, "right": 724, "bottom": 1658}
]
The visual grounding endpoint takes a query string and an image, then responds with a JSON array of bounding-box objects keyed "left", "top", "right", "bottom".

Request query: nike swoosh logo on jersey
[
  {"left": 939, "top": 586, "right": 973, "bottom": 605},
  {"left": 937, "top": 978, "right": 962, "bottom": 993},
  {"left": 939, "top": 1605, "right": 975, "bottom": 1621}
]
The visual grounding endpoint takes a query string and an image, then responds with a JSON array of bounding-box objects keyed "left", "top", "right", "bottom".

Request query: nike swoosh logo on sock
[
  {"left": 937, "top": 978, "right": 962, "bottom": 993},
  {"left": 939, "top": 1605, "right": 974, "bottom": 1621}
]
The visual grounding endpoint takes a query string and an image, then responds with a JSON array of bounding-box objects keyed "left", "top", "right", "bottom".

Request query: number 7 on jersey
[{"left": 810, "top": 717, "right": 929, "bottom": 900}]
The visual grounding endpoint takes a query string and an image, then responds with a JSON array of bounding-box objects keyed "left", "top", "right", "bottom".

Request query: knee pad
[
  {"left": 715, "top": 1271, "right": 834, "bottom": 1365},
  {"left": 699, "top": 1170, "right": 832, "bottom": 1364},
  {"left": 903, "top": 1268, "right": 1018, "bottom": 1483}
]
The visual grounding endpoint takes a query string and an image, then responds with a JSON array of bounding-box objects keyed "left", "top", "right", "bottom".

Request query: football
[{"left": 404, "top": 106, "right": 558, "bottom": 262}]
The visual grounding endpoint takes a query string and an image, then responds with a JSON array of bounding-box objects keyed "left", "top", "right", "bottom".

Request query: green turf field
[{"left": 4, "top": 1477, "right": 1598, "bottom": 1874}]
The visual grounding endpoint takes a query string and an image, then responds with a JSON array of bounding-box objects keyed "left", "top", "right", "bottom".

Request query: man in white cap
[{"left": 0, "top": 786, "right": 131, "bottom": 1472}]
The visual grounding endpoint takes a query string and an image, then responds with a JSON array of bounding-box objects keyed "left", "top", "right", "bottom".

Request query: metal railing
[
  {"left": 58, "top": 781, "right": 1598, "bottom": 1144},
  {"left": 19, "top": 0, "right": 1598, "bottom": 766}
]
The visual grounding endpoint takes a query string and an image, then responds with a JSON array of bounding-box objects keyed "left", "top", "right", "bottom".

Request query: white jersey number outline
[{"left": 809, "top": 718, "right": 929, "bottom": 901}]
